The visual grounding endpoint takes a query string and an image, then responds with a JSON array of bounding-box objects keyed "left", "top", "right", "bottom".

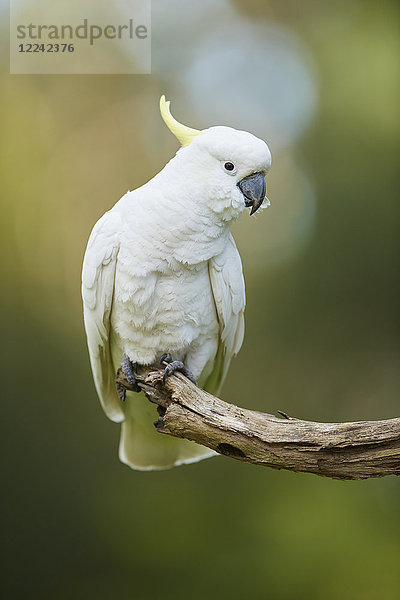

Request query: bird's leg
[
  {"left": 116, "top": 356, "right": 141, "bottom": 400},
  {"left": 160, "top": 353, "right": 198, "bottom": 386}
]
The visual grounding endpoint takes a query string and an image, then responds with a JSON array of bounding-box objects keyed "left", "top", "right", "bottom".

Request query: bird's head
[{"left": 160, "top": 96, "right": 271, "bottom": 219}]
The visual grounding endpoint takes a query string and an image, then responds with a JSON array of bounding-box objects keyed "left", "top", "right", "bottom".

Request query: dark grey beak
[{"left": 237, "top": 172, "right": 266, "bottom": 215}]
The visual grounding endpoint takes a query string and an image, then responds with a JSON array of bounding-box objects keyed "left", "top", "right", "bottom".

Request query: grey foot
[
  {"left": 160, "top": 353, "right": 198, "bottom": 386},
  {"left": 116, "top": 356, "right": 141, "bottom": 401}
]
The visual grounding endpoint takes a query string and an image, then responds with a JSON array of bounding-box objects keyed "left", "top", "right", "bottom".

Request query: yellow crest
[{"left": 159, "top": 95, "right": 202, "bottom": 147}]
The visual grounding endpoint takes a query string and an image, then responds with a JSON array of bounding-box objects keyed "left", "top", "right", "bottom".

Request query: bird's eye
[{"left": 223, "top": 161, "right": 236, "bottom": 174}]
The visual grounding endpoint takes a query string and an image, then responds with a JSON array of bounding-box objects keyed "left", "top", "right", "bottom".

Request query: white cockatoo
[{"left": 82, "top": 96, "right": 271, "bottom": 470}]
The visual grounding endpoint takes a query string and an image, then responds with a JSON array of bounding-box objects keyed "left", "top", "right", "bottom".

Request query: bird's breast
[{"left": 111, "top": 259, "right": 219, "bottom": 365}]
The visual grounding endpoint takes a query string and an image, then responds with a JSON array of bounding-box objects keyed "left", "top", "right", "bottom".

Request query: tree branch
[{"left": 116, "top": 365, "right": 400, "bottom": 480}]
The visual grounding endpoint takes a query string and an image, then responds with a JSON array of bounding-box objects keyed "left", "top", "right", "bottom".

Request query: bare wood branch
[{"left": 116, "top": 365, "right": 400, "bottom": 480}]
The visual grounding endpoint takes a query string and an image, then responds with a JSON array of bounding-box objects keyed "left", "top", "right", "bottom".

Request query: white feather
[
  {"left": 205, "top": 234, "right": 245, "bottom": 395},
  {"left": 82, "top": 120, "right": 270, "bottom": 470},
  {"left": 82, "top": 210, "right": 123, "bottom": 423}
]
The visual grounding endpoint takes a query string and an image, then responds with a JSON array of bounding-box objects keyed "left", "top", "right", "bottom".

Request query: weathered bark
[{"left": 116, "top": 365, "right": 400, "bottom": 480}]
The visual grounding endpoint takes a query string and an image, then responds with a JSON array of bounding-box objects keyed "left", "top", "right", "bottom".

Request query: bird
[{"left": 82, "top": 96, "right": 271, "bottom": 470}]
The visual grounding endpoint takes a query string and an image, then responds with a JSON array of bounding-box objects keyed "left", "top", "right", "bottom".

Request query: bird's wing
[
  {"left": 81, "top": 210, "right": 124, "bottom": 423},
  {"left": 204, "top": 234, "right": 246, "bottom": 396}
]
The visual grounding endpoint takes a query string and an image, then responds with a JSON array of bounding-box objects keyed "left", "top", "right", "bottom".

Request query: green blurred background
[{"left": 1, "top": 1, "right": 399, "bottom": 599}]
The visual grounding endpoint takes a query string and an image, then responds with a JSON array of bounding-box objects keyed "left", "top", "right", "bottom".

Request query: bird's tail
[{"left": 119, "top": 390, "right": 217, "bottom": 471}]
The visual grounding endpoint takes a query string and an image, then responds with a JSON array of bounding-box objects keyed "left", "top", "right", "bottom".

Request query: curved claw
[
  {"left": 162, "top": 360, "right": 198, "bottom": 386},
  {"left": 116, "top": 381, "right": 126, "bottom": 402},
  {"left": 160, "top": 353, "right": 173, "bottom": 365}
]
